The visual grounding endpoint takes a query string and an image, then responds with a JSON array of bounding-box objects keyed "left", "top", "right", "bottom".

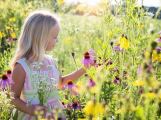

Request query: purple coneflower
[
  {"left": 95, "top": 63, "right": 102, "bottom": 68},
  {"left": 114, "top": 76, "right": 120, "bottom": 84},
  {"left": 137, "top": 66, "right": 142, "bottom": 74},
  {"left": 81, "top": 49, "right": 95, "bottom": 67},
  {"left": 106, "top": 61, "right": 113, "bottom": 66},
  {"left": 6, "top": 37, "right": 13, "bottom": 42},
  {"left": 69, "top": 101, "right": 82, "bottom": 110},
  {"left": 139, "top": 89, "right": 143, "bottom": 94},
  {"left": 88, "top": 78, "right": 96, "bottom": 87},
  {"left": 63, "top": 80, "right": 77, "bottom": 95},
  {"left": 6, "top": 70, "right": 12, "bottom": 79},
  {"left": 123, "top": 71, "right": 127, "bottom": 79},
  {"left": 61, "top": 101, "right": 67, "bottom": 108},
  {"left": 155, "top": 31, "right": 161, "bottom": 42},
  {"left": 0, "top": 74, "right": 12, "bottom": 89},
  {"left": 114, "top": 45, "right": 121, "bottom": 52}
]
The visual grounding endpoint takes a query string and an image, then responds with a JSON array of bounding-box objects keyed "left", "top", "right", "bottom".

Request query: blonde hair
[{"left": 10, "top": 10, "right": 59, "bottom": 68}]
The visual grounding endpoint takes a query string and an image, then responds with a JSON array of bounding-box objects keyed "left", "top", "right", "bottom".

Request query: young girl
[{"left": 10, "top": 10, "right": 87, "bottom": 120}]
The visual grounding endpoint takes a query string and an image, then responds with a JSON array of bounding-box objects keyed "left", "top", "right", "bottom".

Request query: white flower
[
  {"left": 32, "top": 65, "right": 37, "bottom": 68},
  {"left": 51, "top": 78, "right": 55, "bottom": 81},
  {"left": 33, "top": 62, "right": 38, "bottom": 65},
  {"left": 53, "top": 84, "right": 58, "bottom": 88},
  {"left": 47, "top": 65, "right": 53, "bottom": 69},
  {"left": 39, "top": 62, "right": 43, "bottom": 66},
  {"left": 37, "top": 66, "right": 40, "bottom": 70},
  {"left": 146, "top": 12, "right": 154, "bottom": 17},
  {"left": 32, "top": 72, "right": 38, "bottom": 77}
]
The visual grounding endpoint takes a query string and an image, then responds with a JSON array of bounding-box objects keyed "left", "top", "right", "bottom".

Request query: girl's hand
[{"left": 31, "top": 105, "right": 48, "bottom": 119}]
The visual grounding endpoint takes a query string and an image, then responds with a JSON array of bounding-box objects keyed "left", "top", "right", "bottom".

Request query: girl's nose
[{"left": 56, "top": 38, "right": 59, "bottom": 43}]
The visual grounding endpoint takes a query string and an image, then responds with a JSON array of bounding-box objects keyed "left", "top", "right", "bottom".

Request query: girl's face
[{"left": 46, "top": 24, "right": 60, "bottom": 51}]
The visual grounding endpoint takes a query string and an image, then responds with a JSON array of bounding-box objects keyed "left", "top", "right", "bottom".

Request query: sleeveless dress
[{"left": 14, "top": 56, "right": 65, "bottom": 120}]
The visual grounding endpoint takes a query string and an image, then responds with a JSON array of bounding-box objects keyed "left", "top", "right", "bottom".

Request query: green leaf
[
  {"left": 135, "top": 107, "right": 145, "bottom": 120},
  {"left": 13, "top": 109, "right": 18, "bottom": 120}
]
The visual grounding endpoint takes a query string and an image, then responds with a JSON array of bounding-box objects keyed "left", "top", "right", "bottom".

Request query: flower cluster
[{"left": 29, "top": 62, "right": 57, "bottom": 106}]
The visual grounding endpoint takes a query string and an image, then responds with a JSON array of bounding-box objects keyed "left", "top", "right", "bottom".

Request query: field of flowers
[{"left": 1, "top": 0, "right": 161, "bottom": 119}]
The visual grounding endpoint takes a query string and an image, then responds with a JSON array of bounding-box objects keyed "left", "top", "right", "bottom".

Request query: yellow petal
[
  {"left": 58, "top": 0, "right": 64, "bottom": 3},
  {"left": 134, "top": 80, "right": 145, "bottom": 86},
  {"left": 11, "top": 33, "right": 16, "bottom": 38},
  {"left": 66, "top": 39, "right": 72, "bottom": 43}
]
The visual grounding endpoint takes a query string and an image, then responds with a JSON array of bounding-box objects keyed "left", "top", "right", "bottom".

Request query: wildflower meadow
[{"left": 1, "top": 0, "right": 161, "bottom": 119}]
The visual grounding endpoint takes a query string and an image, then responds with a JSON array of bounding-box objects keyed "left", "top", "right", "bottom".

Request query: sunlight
[{"left": 86, "top": 0, "right": 100, "bottom": 6}]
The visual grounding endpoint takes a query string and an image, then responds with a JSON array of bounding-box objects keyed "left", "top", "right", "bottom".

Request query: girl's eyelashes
[{"left": 54, "top": 37, "right": 57, "bottom": 40}]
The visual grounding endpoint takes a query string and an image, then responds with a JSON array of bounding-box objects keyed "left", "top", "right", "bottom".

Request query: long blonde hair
[{"left": 10, "top": 10, "right": 58, "bottom": 68}]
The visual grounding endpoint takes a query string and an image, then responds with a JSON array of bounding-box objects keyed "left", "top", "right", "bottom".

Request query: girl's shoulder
[
  {"left": 12, "top": 61, "right": 26, "bottom": 83},
  {"left": 14, "top": 58, "right": 30, "bottom": 74}
]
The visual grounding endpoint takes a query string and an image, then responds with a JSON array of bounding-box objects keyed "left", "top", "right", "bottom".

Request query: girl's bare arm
[
  {"left": 10, "top": 63, "right": 34, "bottom": 115},
  {"left": 58, "top": 67, "right": 86, "bottom": 89}
]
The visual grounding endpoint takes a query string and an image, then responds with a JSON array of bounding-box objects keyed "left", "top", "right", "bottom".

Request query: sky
[{"left": 66, "top": 0, "right": 161, "bottom": 7}]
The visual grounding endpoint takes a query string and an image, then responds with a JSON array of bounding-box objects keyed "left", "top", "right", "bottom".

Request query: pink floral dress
[{"left": 13, "top": 55, "right": 65, "bottom": 120}]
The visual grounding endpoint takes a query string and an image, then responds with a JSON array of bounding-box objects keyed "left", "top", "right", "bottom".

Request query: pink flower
[
  {"left": 69, "top": 101, "right": 82, "bottom": 110},
  {"left": 113, "top": 45, "right": 121, "bottom": 52},
  {"left": 61, "top": 101, "right": 67, "bottom": 108},
  {"left": 158, "top": 31, "right": 161, "bottom": 34},
  {"left": 156, "top": 47, "right": 161, "bottom": 51},
  {"left": 63, "top": 80, "right": 77, "bottom": 95},
  {"left": 0, "top": 74, "right": 13, "bottom": 89},
  {"left": 6, "top": 70, "right": 12, "bottom": 79},
  {"left": 81, "top": 49, "right": 95, "bottom": 67},
  {"left": 155, "top": 31, "right": 161, "bottom": 42},
  {"left": 155, "top": 38, "right": 161, "bottom": 43},
  {"left": 6, "top": 37, "right": 13, "bottom": 42},
  {"left": 95, "top": 63, "right": 102, "bottom": 68},
  {"left": 106, "top": 61, "right": 113, "bottom": 66},
  {"left": 114, "top": 76, "right": 120, "bottom": 84},
  {"left": 137, "top": 66, "right": 142, "bottom": 74},
  {"left": 139, "top": 89, "right": 143, "bottom": 94},
  {"left": 88, "top": 78, "right": 96, "bottom": 87}
]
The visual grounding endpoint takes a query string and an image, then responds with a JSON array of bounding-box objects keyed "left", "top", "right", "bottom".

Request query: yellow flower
[
  {"left": 77, "top": 118, "right": 88, "bottom": 120},
  {"left": 115, "top": 109, "right": 123, "bottom": 114},
  {"left": 11, "top": 33, "right": 16, "bottom": 38},
  {"left": 66, "top": 39, "right": 72, "bottom": 43},
  {"left": 76, "top": 7, "right": 83, "bottom": 11},
  {"left": 53, "top": 8, "right": 56, "bottom": 10},
  {"left": 139, "top": 24, "right": 145, "bottom": 29},
  {"left": 6, "top": 26, "right": 13, "bottom": 31},
  {"left": 14, "top": 28, "right": 19, "bottom": 31},
  {"left": 58, "top": 0, "right": 64, "bottom": 3},
  {"left": 2, "top": 33, "right": 6, "bottom": 37},
  {"left": 147, "top": 92, "right": 156, "bottom": 99},
  {"left": 144, "top": 51, "right": 149, "bottom": 58},
  {"left": 134, "top": 80, "right": 145, "bottom": 86},
  {"left": 158, "top": 54, "right": 161, "bottom": 63},
  {"left": 59, "top": 13, "right": 63, "bottom": 16},
  {"left": 76, "top": 81, "right": 82, "bottom": 86},
  {"left": 9, "top": 18, "right": 15, "bottom": 22},
  {"left": 73, "top": 81, "right": 85, "bottom": 93},
  {"left": 83, "top": 101, "right": 104, "bottom": 117},
  {"left": 90, "top": 86, "right": 100, "bottom": 93},
  {"left": 22, "top": 13, "right": 28, "bottom": 17},
  {"left": 152, "top": 50, "right": 158, "bottom": 62},
  {"left": 47, "top": 0, "right": 51, "bottom": 3},
  {"left": 159, "top": 94, "right": 161, "bottom": 99},
  {"left": 119, "top": 37, "right": 129, "bottom": 49},
  {"left": 0, "top": 32, "right": 2, "bottom": 38}
]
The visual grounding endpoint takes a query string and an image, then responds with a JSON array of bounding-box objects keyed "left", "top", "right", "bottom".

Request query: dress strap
[
  {"left": 16, "top": 58, "right": 31, "bottom": 74},
  {"left": 46, "top": 55, "right": 56, "bottom": 67}
]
